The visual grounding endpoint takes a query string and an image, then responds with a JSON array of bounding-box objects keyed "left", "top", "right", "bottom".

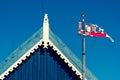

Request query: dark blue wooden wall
[{"left": 4, "top": 45, "right": 81, "bottom": 80}]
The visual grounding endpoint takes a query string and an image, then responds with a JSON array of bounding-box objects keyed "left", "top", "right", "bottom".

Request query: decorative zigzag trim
[
  {"left": 0, "top": 40, "right": 43, "bottom": 80},
  {"left": 48, "top": 40, "right": 84, "bottom": 80},
  {"left": 0, "top": 40, "right": 84, "bottom": 80}
]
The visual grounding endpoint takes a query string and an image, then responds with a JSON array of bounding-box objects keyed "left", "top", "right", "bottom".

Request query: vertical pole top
[{"left": 81, "top": 13, "right": 85, "bottom": 22}]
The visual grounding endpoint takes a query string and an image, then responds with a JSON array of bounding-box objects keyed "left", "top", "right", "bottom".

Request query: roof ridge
[{"left": 0, "top": 14, "right": 98, "bottom": 80}]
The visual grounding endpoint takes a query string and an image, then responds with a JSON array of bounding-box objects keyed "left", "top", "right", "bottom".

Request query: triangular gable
[
  {"left": 0, "top": 14, "right": 97, "bottom": 80},
  {"left": 0, "top": 27, "right": 43, "bottom": 79}
]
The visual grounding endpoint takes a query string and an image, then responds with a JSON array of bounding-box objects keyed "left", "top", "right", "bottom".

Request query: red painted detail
[
  {"left": 87, "top": 32, "right": 106, "bottom": 37},
  {"left": 78, "top": 30, "right": 107, "bottom": 38}
]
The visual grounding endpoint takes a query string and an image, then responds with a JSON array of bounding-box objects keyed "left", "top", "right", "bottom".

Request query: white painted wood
[
  {"left": 0, "top": 14, "right": 86, "bottom": 80},
  {"left": 48, "top": 40, "right": 83, "bottom": 79},
  {"left": 43, "top": 14, "right": 49, "bottom": 47},
  {"left": 0, "top": 40, "right": 43, "bottom": 80}
]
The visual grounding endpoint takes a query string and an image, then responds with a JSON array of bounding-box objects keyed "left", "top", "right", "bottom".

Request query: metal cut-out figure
[{"left": 78, "top": 21, "right": 114, "bottom": 42}]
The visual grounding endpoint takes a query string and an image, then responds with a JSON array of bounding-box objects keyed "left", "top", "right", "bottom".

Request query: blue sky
[{"left": 0, "top": 0, "right": 120, "bottom": 80}]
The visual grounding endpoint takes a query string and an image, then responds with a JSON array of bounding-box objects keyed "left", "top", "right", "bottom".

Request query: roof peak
[
  {"left": 43, "top": 13, "right": 49, "bottom": 47},
  {"left": 0, "top": 14, "right": 98, "bottom": 80},
  {"left": 44, "top": 14, "right": 48, "bottom": 23}
]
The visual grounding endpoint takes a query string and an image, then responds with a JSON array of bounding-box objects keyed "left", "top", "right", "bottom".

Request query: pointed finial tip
[
  {"left": 81, "top": 13, "right": 85, "bottom": 19},
  {"left": 44, "top": 13, "right": 48, "bottom": 19}
]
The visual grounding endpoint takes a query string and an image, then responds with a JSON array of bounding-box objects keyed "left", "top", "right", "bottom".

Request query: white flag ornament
[{"left": 78, "top": 22, "right": 114, "bottom": 42}]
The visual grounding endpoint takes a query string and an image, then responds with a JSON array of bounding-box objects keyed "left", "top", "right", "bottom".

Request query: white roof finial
[
  {"left": 43, "top": 14, "right": 49, "bottom": 47},
  {"left": 44, "top": 14, "right": 48, "bottom": 23}
]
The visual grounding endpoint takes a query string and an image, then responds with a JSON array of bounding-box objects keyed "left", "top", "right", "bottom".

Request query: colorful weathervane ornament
[
  {"left": 78, "top": 14, "right": 114, "bottom": 42},
  {"left": 78, "top": 13, "right": 114, "bottom": 80}
]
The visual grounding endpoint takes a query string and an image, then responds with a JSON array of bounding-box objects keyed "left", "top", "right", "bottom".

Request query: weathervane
[
  {"left": 78, "top": 13, "right": 114, "bottom": 80},
  {"left": 78, "top": 14, "right": 114, "bottom": 42}
]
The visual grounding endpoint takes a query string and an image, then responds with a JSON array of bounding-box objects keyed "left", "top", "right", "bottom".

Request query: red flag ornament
[{"left": 78, "top": 22, "right": 114, "bottom": 42}]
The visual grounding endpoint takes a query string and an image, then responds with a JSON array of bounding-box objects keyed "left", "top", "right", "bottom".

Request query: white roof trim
[
  {"left": 0, "top": 14, "right": 86, "bottom": 80},
  {"left": 48, "top": 40, "right": 86, "bottom": 80},
  {"left": 0, "top": 39, "right": 85, "bottom": 80},
  {"left": 0, "top": 40, "right": 43, "bottom": 80},
  {"left": 43, "top": 14, "right": 49, "bottom": 47}
]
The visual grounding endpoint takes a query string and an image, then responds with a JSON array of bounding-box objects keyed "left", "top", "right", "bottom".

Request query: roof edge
[{"left": 49, "top": 29, "right": 98, "bottom": 80}]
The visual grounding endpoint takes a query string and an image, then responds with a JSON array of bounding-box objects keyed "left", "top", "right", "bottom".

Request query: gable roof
[{"left": 0, "top": 14, "right": 98, "bottom": 80}]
